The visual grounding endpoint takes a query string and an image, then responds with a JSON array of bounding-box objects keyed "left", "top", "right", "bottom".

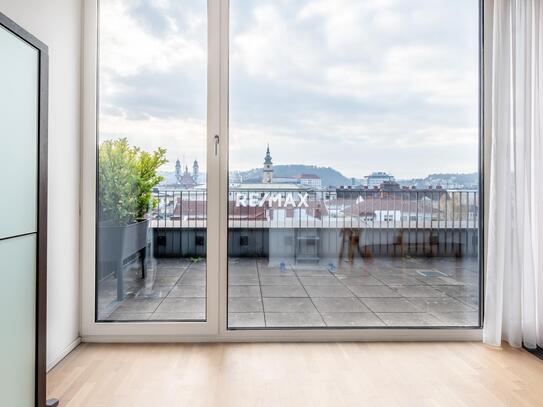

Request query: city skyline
[{"left": 156, "top": 144, "right": 478, "bottom": 190}]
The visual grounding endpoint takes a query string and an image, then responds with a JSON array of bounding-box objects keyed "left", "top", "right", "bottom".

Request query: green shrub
[{"left": 99, "top": 138, "right": 167, "bottom": 225}]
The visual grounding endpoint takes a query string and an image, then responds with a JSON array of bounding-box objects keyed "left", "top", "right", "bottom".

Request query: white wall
[{"left": 0, "top": 0, "right": 81, "bottom": 369}]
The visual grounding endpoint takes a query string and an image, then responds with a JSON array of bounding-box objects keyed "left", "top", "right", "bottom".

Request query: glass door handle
[{"left": 214, "top": 134, "right": 220, "bottom": 156}]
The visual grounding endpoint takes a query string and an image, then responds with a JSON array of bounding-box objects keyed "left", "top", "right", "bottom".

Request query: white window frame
[{"left": 81, "top": 0, "right": 492, "bottom": 342}]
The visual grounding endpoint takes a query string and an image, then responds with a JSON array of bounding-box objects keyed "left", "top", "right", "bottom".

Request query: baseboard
[{"left": 47, "top": 337, "right": 82, "bottom": 372}]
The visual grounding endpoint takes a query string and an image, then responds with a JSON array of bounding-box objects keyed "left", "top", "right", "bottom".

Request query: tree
[{"left": 98, "top": 138, "right": 167, "bottom": 225}]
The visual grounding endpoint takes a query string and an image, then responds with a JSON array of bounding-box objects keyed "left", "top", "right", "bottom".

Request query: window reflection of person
[{"left": 338, "top": 228, "right": 366, "bottom": 270}]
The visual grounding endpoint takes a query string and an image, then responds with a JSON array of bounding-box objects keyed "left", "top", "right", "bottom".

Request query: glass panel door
[
  {"left": 0, "top": 24, "right": 39, "bottom": 405},
  {"left": 96, "top": 0, "right": 210, "bottom": 322},
  {"left": 227, "top": 0, "right": 481, "bottom": 329}
]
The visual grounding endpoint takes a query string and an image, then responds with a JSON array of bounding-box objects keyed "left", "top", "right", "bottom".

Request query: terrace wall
[{"left": 151, "top": 227, "right": 479, "bottom": 259}]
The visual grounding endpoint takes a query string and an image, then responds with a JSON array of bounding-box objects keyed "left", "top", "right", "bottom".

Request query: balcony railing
[
  {"left": 150, "top": 189, "right": 479, "bottom": 228},
  {"left": 149, "top": 189, "right": 480, "bottom": 258}
]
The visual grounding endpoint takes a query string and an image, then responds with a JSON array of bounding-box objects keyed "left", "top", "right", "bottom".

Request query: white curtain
[{"left": 484, "top": 0, "right": 543, "bottom": 348}]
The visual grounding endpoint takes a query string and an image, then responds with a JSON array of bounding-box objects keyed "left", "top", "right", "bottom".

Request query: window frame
[{"left": 80, "top": 0, "right": 489, "bottom": 341}]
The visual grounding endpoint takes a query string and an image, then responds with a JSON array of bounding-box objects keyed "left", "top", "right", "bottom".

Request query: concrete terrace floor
[{"left": 99, "top": 256, "right": 480, "bottom": 328}]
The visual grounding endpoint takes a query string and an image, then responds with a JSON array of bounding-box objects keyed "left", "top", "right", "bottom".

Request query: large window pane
[
  {"left": 227, "top": 0, "right": 480, "bottom": 329},
  {"left": 96, "top": 0, "right": 207, "bottom": 322}
]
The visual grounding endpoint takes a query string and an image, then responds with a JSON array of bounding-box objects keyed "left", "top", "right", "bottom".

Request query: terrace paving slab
[
  {"left": 115, "top": 298, "right": 162, "bottom": 313},
  {"left": 377, "top": 312, "right": 443, "bottom": 327},
  {"left": 229, "top": 312, "right": 265, "bottom": 328},
  {"left": 155, "top": 298, "right": 205, "bottom": 313},
  {"left": 178, "top": 275, "right": 206, "bottom": 286},
  {"left": 361, "top": 297, "right": 421, "bottom": 313},
  {"left": 168, "top": 285, "right": 206, "bottom": 298},
  {"left": 408, "top": 297, "right": 476, "bottom": 312},
  {"left": 263, "top": 297, "right": 318, "bottom": 313},
  {"left": 321, "top": 312, "right": 384, "bottom": 327},
  {"left": 261, "top": 285, "right": 308, "bottom": 298},
  {"left": 149, "top": 312, "right": 205, "bottom": 321},
  {"left": 228, "top": 297, "right": 264, "bottom": 313},
  {"left": 456, "top": 296, "right": 480, "bottom": 308},
  {"left": 374, "top": 275, "right": 423, "bottom": 285},
  {"left": 311, "top": 297, "right": 370, "bottom": 313},
  {"left": 266, "top": 312, "right": 325, "bottom": 327},
  {"left": 228, "top": 275, "right": 260, "bottom": 285},
  {"left": 435, "top": 285, "right": 479, "bottom": 297},
  {"left": 259, "top": 276, "right": 301, "bottom": 286},
  {"left": 228, "top": 285, "right": 262, "bottom": 298},
  {"left": 336, "top": 276, "right": 384, "bottom": 286},
  {"left": 349, "top": 285, "right": 402, "bottom": 298},
  {"left": 108, "top": 312, "right": 152, "bottom": 321},
  {"left": 295, "top": 269, "right": 334, "bottom": 277},
  {"left": 431, "top": 311, "right": 479, "bottom": 326},
  {"left": 304, "top": 285, "right": 354, "bottom": 298},
  {"left": 298, "top": 276, "right": 343, "bottom": 286},
  {"left": 392, "top": 286, "right": 447, "bottom": 298}
]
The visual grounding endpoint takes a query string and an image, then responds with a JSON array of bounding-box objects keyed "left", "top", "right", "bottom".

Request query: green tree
[
  {"left": 98, "top": 138, "right": 167, "bottom": 225},
  {"left": 135, "top": 147, "right": 168, "bottom": 219}
]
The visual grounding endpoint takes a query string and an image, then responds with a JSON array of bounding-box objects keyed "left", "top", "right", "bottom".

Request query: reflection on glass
[
  {"left": 227, "top": 0, "right": 480, "bottom": 329},
  {"left": 0, "top": 235, "right": 36, "bottom": 406},
  {"left": 0, "top": 26, "right": 38, "bottom": 240},
  {"left": 96, "top": 0, "right": 207, "bottom": 322}
]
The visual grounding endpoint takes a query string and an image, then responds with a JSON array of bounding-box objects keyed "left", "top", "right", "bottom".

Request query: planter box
[{"left": 97, "top": 219, "right": 149, "bottom": 300}]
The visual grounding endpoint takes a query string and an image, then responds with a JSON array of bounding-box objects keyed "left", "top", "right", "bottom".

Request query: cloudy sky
[{"left": 99, "top": 0, "right": 479, "bottom": 179}]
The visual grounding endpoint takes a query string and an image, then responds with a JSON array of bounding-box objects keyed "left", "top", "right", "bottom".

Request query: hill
[
  {"left": 233, "top": 165, "right": 351, "bottom": 187},
  {"left": 397, "top": 172, "right": 478, "bottom": 189}
]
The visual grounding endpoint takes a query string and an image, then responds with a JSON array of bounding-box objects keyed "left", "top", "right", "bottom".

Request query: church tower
[
  {"left": 175, "top": 158, "right": 182, "bottom": 184},
  {"left": 192, "top": 159, "right": 199, "bottom": 183},
  {"left": 262, "top": 144, "right": 273, "bottom": 184}
]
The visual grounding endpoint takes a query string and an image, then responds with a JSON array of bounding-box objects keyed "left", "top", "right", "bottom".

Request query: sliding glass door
[{"left": 90, "top": 0, "right": 482, "bottom": 334}]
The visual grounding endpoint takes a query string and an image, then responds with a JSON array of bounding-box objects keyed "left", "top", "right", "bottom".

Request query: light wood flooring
[{"left": 47, "top": 342, "right": 543, "bottom": 406}]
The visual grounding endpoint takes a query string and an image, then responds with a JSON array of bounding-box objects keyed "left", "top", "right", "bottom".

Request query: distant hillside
[
  {"left": 234, "top": 165, "right": 351, "bottom": 187},
  {"left": 397, "top": 172, "right": 478, "bottom": 189},
  {"left": 158, "top": 168, "right": 478, "bottom": 190}
]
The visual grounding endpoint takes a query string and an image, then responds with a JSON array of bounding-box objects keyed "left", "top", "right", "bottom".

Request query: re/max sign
[{"left": 235, "top": 192, "right": 309, "bottom": 208}]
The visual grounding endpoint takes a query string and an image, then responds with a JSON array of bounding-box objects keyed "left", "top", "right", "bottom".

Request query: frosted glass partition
[
  {"left": 0, "top": 14, "right": 45, "bottom": 406},
  {"left": 0, "top": 25, "right": 38, "bottom": 240},
  {"left": 0, "top": 235, "right": 36, "bottom": 406}
]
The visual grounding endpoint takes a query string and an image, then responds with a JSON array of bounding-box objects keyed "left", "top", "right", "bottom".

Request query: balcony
[{"left": 97, "top": 189, "right": 481, "bottom": 327}]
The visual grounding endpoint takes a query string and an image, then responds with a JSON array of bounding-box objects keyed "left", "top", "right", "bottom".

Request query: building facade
[{"left": 365, "top": 171, "right": 394, "bottom": 188}]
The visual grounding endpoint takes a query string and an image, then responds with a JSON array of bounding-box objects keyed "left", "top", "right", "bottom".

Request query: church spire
[
  {"left": 175, "top": 158, "right": 182, "bottom": 183},
  {"left": 264, "top": 144, "right": 272, "bottom": 165},
  {"left": 262, "top": 144, "right": 273, "bottom": 184},
  {"left": 192, "top": 159, "right": 199, "bottom": 183}
]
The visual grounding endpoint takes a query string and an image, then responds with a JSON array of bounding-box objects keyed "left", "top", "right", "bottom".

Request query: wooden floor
[{"left": 47, "top": 342, "right": 543, "bottom": 407}]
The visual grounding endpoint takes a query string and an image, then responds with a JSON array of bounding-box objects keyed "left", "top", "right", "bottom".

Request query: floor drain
[{"left": 416, "top": 269, "right": 447, "bottom": 277}]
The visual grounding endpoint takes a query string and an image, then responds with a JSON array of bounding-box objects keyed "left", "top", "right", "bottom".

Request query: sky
[{"left": 99, "top": 0, "right": 480, "bottom": 180}]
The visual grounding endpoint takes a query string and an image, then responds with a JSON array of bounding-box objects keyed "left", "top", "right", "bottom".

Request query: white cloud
[
  {"left": 99, "top": 0, "right": 206, "bottom": 111},
  {"left": 99, "top": 0, "right": 480, "bottom": 179},
  {"left": 100, "top": 114, "right": 206, "bottom": 172}
]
